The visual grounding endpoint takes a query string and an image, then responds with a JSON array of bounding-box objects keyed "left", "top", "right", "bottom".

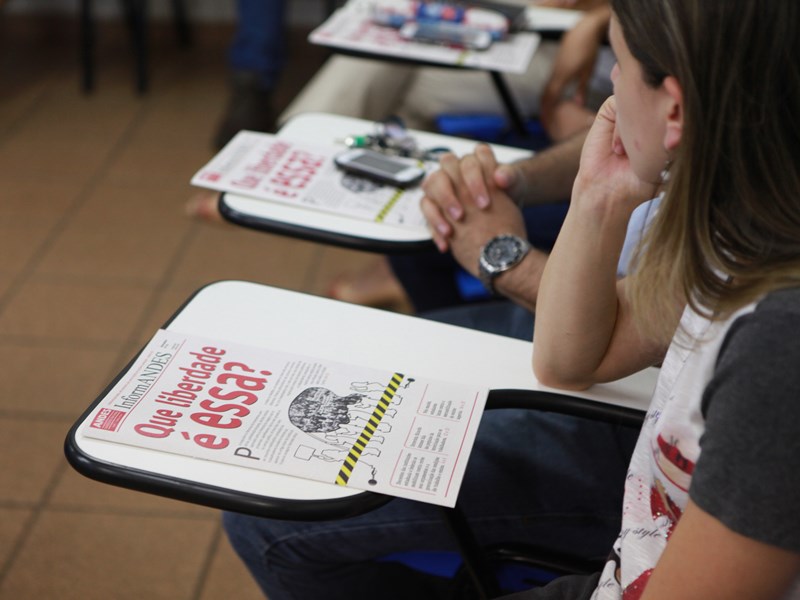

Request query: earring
[{"left": 659, "top": 159, "right": 672, "bottom": 184}]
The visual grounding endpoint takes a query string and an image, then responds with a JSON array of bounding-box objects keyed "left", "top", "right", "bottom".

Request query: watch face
[{"left": 485, "top": 235, "right": 526, "bottom": 269}]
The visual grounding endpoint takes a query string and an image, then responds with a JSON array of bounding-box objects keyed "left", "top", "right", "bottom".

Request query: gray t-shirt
[{"left": 692, "top": 286, "right": 800, "bottom": 553}]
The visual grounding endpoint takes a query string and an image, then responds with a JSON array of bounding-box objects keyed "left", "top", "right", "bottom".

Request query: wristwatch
[{"left": 478, "top": 234, "right": 531, "bottom": 294}]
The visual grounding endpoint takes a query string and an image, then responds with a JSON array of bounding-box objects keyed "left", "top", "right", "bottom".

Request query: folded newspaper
[
  {"left": 82, "top": 329, "right": 489, "bottom": 507},
  {"left": 310, "top": 3, "right": 539, "bottom": 74},
  {"left": 191, "top": 130, "right": 429, "bottom": 229}
]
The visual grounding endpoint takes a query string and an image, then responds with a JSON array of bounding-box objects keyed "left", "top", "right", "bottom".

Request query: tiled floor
[{"left": 0, "top": 14, "right": 383, "bottom": 600}]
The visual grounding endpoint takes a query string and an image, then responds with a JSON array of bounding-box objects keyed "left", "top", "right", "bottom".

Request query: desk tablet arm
[{"left": 486, "top": 388, "right": 646, "bottom": 428}]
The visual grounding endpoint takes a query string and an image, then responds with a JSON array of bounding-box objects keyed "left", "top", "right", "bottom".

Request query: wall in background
[{"left": 2, "top": 0, "right": 327, "bottom": 26}]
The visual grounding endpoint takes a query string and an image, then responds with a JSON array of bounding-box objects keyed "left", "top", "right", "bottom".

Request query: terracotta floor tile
[
  {"left": 0, "top": 272, "right": 13, "bottom": 298},
  {"left": 0, "top": 508, "right": 33, "bottom": 569},
  {"left": 0, "top": 216, "right": 59, "bottom": 273},
  {"left": 73, "top": 181, "right": 194, "bottom": 224},
  {"left": 199, "top": 534, "right": 265, "bottom": 600},
  {"left": 0, "top": 419, "right": 67, "bottom": 504},
  {"left": 0, "top": 82, "right": 48, "bottom": 135},
  {"left": 0, "top": 178, "right": 84, "bottom": 222},
  {"left": 0, "top": 342, "right": 125, "bottom": 417},
  {"left": 7, "top": 85, "right": 141, "bottom": 145},
  {"left": 0, "top": 511, "right": 217, "bottom": 600},
  {"left": 0, "top": 137, "right": 115, "bottom": 186},
  {"left": 170, "top": 224, "right": 318, "bottom": 291},
  {"left": 102, "top": 101, "right": 226, "bottom": 187},
  {"left": 131, "top": 284, "right": 205, "bottom": 347},
  {"left": 49, "top": 468, "right": 219, "bottom": 519},
  {"left": 0, "top": 280, "right": 152, "bottom": 342},
  {"left": 32, "top": 210, "right": 192, "bottom": 284}
]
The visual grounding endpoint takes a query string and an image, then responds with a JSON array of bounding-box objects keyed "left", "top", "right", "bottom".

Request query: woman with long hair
[{"left": 531, "top": 0, "right": 800, "bottom": 597}]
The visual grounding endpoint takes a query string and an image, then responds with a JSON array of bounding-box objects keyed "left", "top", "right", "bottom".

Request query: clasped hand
[{"left": 420, "top": 144, "right": 527, "bottom": 278}]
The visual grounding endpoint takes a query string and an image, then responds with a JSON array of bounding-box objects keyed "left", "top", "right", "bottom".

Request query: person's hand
[
  {"left": 420, "top": 145, "right": 526, "bottom": 251},
  {"left": 573, "top": 96, "right": 657, "bottom": 212},
  {"left": 539, "top": 5, "right": 610, "bottom": 138},
  {"left": 421, "top": 148, "right": 526, "bottom": 278}
]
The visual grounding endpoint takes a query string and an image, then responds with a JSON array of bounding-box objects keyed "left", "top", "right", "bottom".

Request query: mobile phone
[
  {"left": 334, "top": 149, "right": 425, "bottom": 187},
  {"left": 399, "top": 21, "right": 493, "bottom": 51}
]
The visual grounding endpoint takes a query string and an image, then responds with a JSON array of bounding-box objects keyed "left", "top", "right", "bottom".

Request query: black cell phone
[{"left": 334, "top": 149, "right": 426, "bottom": 187}]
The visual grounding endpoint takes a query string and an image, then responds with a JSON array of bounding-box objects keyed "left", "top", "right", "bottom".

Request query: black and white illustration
[{"left": 289, "top": 376, "right": 410, "bottom": 485}]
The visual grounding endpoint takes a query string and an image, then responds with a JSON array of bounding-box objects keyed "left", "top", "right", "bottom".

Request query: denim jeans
[
  {"left": 229, "top": 0, "right": 288, "bottom": 89},
  {"left": 223, "top": 303, "right": 638, "bottom": 599},
  {"left": 224, "top": 409, "right": 636, "bottom": 599}
]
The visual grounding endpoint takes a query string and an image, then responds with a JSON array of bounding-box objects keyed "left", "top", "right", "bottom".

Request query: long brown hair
[{"left": 612, "top": 0, "right": 800, "bottom": 339}]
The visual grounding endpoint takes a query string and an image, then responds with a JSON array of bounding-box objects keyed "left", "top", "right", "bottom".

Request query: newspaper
[
  {"left": 310, "top": 2, "right": 540, "bottom": 74},
  {"left": 191, "top": 131, "right": 429, "bottom": 229},
  {"left": 82, "top": 329, "right": 489, "bottom": 507}
]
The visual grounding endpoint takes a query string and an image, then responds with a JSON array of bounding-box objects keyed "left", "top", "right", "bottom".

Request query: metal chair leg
[
  {"left": 122, "top": 0, "right": 148, "bottom": 94},
  {"left": 440, "top": 503, "right": 502, "bottom": 599},
  {"left": 171, "top": 0, "right": 192, "bottom": 47}
]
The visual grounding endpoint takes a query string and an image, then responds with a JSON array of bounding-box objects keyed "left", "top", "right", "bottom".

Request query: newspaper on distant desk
[
  {"left": 310, "top": 1, "right": 540, "bottom": 74},
  {"left": 191, "top": 130, "right": 430, "bottom": 229}
]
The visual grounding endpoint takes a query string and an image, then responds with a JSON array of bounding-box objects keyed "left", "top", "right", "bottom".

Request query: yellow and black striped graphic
[
  {"left": 335, "top": 372, "right": 404, "bottom": 486},
  {"left": 374, "top": 189, "right": 404, "bottom": 223}
]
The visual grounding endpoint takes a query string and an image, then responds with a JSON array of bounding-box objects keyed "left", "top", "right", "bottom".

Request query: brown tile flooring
[{"left": 0, "top": 15, "right": 384, "bottom": 600}]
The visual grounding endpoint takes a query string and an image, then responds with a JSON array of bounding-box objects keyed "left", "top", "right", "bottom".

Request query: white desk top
[
  {"left": 524, "top": 6, "right": 583, "bottom": 32},
  {"left": 220, "top": 112, "right": 532, "bottom": 250},
  {"left": 69, "top": 281, "right": 657, "bottom": 508}
]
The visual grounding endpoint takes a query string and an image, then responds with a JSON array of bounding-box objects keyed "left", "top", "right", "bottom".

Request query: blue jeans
[
  {"left": 229, "top": 0, "right": 288, "bottom": 89},
  {"left": 223, "top": 303, "right": 637, "bottom": 599}
]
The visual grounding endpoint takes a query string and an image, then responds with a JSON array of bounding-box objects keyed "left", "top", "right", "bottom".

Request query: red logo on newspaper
[
  {"left": 90, "top": 408, "right": 126, "bottom": 432},
  {"left": 200, "top": 172, "right": 221, "bottom": 182}
]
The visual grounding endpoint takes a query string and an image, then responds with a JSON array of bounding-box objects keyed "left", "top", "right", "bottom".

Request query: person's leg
[
  {"left": 422, "top": 300, "right": 534, "bottom": 341},
  {"left": 277, "top": 55, "right": 417, "bottom": 128},
  {"left": 395, "top": 41, "right": 559, "bottom": 130},
  {"left": 214, "top": 0, "right": 288, "bottom": 147},
  {"left": 224, "top": 304, "right": 637, "bottom": 599},
  {"left": 388, "top": 250, "right": 465, "bottom": 313},
  {"left": 225, "top": 407, "right": 636, "bottom": 599},
  {"left": 228, "top": 0, "right": 288, "bottom": 89}
]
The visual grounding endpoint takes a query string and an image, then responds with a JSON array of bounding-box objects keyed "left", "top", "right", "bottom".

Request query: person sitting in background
[
  {"left": 286, "top": 0, "right": 613, "bottom": 308},
  {"left": 213, "top": 0, "right": 287, "bottom": 149},
  {"left": 279, "top": 0, "right": 612, "bottom": 139}
]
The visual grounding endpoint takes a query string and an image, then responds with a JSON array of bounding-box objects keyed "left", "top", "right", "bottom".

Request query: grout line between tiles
[
  {"left": 0, "top": 81, "right": 50, "bottom": 144},
  {"left": 0, "top": 461, "right": 67, "bottom": 587}
]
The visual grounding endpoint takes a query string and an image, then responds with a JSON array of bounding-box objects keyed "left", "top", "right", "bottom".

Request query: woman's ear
[{"left": 662, "top": 76, "right": 684, "bottom": 151}]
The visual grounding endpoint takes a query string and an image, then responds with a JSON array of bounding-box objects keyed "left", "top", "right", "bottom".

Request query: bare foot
[
  {"left": 185, "top": 190, "right": 225, "bottom": 224},
  {"left": 328, "top": 257, "right": 410, "bottom": 310}
]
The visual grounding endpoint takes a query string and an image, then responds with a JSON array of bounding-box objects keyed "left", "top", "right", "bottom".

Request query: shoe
[{"left": 212, "top": 71, "right": 275, "bottom": 149}]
